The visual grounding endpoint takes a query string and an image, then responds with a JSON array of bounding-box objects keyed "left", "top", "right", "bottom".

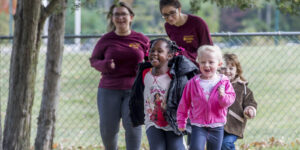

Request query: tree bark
[
  {"left": 3, "top": 0, "right": 42, "bottom": 149},
  {"left": 34, "top": 0, "right": 66, "bottom": 149},
  {"left": 3, "top": 0, "right": 62, "bottom": 149}
]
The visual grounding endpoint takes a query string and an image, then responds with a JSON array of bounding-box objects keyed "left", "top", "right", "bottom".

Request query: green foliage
[
  {"left": 280, "top": 15, "right": 300, "bottom": 31},
  {"left": 190, "top": 0, "right": 255, "bottom": 13},
  {"left": 193, "top": 2, "right": 220, "bottom": 33},
  {"left": 272, "top": 0, "right": 300, "bottom": 15},
  {"left": 190, "top": 0, "right": 300, "bottom": 15},
  {"left": 65, "top": 7, "right": 75, "bottom": 34},
  {"left": 81, "top": 8, "right": 107, "bottom": 34},
  {"left": 241, "top": 18, "right": 270, "bottom": 32},
  {"left": 133, "top": 0, "right": 165, "bottom": 33},
  {"left": 65, "top": 1, "right": 107, "bottom": 34},
  {"left": 0, "top": 13, "right": 9, "bottom": 35},
  {"left": 61, "top": 0, "right": 300, "bottom": 34},
  {"left": 69, "top": 0, "right": 98, "bottom": 11}
]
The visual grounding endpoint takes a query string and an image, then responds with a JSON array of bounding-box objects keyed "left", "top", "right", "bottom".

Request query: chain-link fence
[{"left": 1, "top": 32, "right": 300, "bottom": 148}]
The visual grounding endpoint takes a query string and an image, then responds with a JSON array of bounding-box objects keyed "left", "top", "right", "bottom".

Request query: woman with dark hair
[
  {"left": 159, "top": 0, "right": 213, "bottom": 147},
  {"left": 89, "top": 2, "right": 149, "bottom": 150},
  {"left": 159, "top": 0, "right": 213, "bottom": 65}
]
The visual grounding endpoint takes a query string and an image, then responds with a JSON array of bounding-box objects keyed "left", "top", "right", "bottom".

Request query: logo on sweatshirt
[
  {"left": 129, "top": 43, "right": 140, "bottom": 49},
  {"left": 183, "top": 35, "right": 194, "bottom": 43}
]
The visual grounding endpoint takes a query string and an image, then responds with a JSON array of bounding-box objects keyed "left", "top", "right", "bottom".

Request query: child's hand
[
  {"left": 218, "top": 85, "right": 225, "bottom": 98},
  {"left": 244, "top": 107, "right": 256, "bottom": 119},
  {"left": 110, "top": 59, "right": 115, "bottom": 69},
  {"left": 178, "top": 128, "right": 185, "bottom": 132}
]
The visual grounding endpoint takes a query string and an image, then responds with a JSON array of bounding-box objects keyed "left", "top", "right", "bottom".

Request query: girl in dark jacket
[{"left": 129, "top": 38, "right": 199, "bottom": 150}]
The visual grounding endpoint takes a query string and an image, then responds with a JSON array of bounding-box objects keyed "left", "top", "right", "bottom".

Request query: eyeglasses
[
  {"left": 161, "top": 9, "right": 178, "bottom": 19},
  {"left": 113, "top": 13, "right": 130, "bottom": 18}
]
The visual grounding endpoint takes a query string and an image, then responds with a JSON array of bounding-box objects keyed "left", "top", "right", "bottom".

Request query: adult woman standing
[
  {"left": 89, "top": 2, "right": 149, "bottom": 150},
  {"left": 159, "top": 0, "right": 213, "bottom": 65}
]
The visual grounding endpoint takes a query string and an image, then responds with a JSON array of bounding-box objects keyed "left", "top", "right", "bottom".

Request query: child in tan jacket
[{"left": 221, "top": 53, "right": 258, "bottom": 150}]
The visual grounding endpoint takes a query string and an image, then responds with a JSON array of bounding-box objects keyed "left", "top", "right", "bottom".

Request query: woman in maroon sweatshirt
[
  {"left": 159, "top": 0, "right": 213, "bottom": 146},
  {"left": 159, "top": 0, "right": 213, "bottom": 65},
  {"left": 89, "top": 2, "right": 149, "bottom": 150}
]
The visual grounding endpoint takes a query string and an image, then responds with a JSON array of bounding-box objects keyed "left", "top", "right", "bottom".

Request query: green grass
[{"left": 1, "top": 42, "right": 300, "bottom": 149}]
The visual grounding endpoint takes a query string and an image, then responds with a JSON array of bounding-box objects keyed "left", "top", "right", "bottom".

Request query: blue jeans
[
  {"left": 221, "top": 132, "right": 238, "bottom": 150},
  {"left": 146, "top": 126, "right": 186, "bottom": 150},
  {"left": 97, "top": 88, "right": 142, "bottom": 150},
  {"left": 190, "top": 126, "right": 224, "bottom": 150}
]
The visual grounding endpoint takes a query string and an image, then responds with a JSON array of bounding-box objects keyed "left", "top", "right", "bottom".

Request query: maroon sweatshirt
[
  {"left": 90, "top": 31, "right": 149, "bottom": 90},
  {"left": 165, "top": 14, "right": 213, "bottom": 65}
]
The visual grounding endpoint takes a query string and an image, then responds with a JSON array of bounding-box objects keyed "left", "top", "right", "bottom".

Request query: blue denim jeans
[
  {"left": 190, "top": 126, "right": 224, "bottom": 150},
  {"left": 97, "top": 88, "right": 142, "bottom": 150},
  {"left": 146, "top": 126, "right": 186, "bottom": 150},
  {"left": 221, "top": 132, "right": 238, "bottom": 150}
]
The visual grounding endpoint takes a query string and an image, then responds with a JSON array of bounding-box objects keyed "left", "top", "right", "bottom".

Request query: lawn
[{"left": 1, "top": 40, "right": 300, "bottom": 149}]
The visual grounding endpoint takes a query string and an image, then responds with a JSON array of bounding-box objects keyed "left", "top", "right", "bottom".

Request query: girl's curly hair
[{"left": 149, "top": 38, "right": 184, "bottom": 55}]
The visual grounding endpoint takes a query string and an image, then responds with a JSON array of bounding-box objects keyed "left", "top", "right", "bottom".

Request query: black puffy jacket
[{"left": 129, "top": 55, "right": 199, "bottom": 135}]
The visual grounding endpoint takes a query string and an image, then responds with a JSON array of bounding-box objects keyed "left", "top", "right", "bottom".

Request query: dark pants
[
  {"left": 221, "top": 132, "right": 238, "bottom": 150},
  {"left": 97, "top": 88, "right": 142, "bottom": 150},
  {"left": 146, "top": 126, "right": 186, "bottom": 150},
  {"left": 190, "top": 126, "right": 224, "bottom": 150}
]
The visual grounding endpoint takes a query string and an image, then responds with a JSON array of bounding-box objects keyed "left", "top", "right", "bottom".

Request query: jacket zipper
[{"left": 200, "top": 77, "right": 224, "bottom": 124}]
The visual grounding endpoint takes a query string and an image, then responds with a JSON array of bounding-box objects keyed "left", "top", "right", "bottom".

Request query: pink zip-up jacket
[{"left": 177, "top": 74, "right": 236, "bottom": 129}]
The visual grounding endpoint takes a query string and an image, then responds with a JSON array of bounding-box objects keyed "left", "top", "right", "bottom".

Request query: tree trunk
[
  {"left": 3, "top": 0, "right": 42, "bottom": 149},
  {"left": 3, "top": 0, "right": 62, "bottom": 149},
  {"left": 34, "top": 0, "right": 66, "bottom": 149}
]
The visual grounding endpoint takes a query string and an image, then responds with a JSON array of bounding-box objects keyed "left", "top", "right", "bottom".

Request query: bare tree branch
[{"left": 41, "top": 0, "right": 64, "bottom": 23}]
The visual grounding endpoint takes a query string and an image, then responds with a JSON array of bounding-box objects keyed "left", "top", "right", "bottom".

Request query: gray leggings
[{"left": 97, "top": 88, "right": 142, "bottom": 150}]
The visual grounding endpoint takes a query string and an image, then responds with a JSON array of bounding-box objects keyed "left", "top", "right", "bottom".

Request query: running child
[
  {"left": 129, "top": 38, "right": 199, "bottom": 150},
  {"left": 221, "top": 53, "right": 258, "bottom": 150},
  {"left": 177, "top": 45, "right": 236, "bottom": 150}
]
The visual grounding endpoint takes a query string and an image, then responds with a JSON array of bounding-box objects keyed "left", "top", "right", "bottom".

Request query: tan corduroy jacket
[{"left": 224, "top": 78, "right": 258, "bottom": 138}]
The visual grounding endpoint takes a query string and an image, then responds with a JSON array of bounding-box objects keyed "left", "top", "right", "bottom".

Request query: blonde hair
[{"left": 196, "top": 45, "right": 223, "bottom": 63}]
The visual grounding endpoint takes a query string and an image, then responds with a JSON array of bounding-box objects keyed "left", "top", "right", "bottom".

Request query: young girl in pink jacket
[{"left": 177, "top": 45, "right": 236, "bottom": 150}]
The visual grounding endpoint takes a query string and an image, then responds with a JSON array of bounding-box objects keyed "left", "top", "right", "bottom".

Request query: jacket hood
[
  {"left": 232, "top": 77, "right": 248, "bottom": 85},
  {"left": 231, "top": 77, "right": 249, "bottom": 95},
  {"left": 168, "top": 55, "right": 199, "bottom": 76}
]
